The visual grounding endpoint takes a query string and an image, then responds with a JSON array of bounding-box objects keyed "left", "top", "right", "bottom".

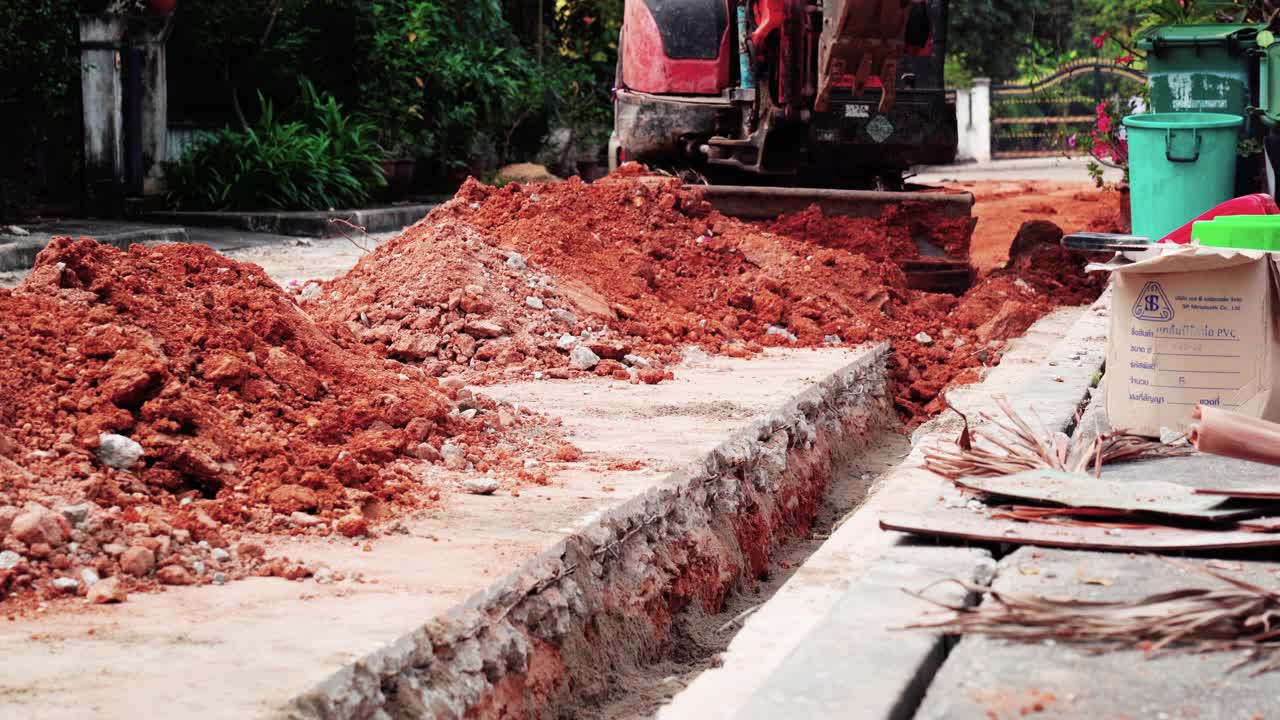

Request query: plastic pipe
[
  {"left": 1189, "top": 405, "right": 1280, "bottom": 467},
  {"left": 737, "top": 4, "right": 755, "bottom": 90}
]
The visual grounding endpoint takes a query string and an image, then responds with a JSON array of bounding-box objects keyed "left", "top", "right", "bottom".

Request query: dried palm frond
[
  {"left": 922, "top": 395, "right": 1192, "bottom": 481},
  {"left": 903, "top": 559, "right": 1280, "bottom": 675}
]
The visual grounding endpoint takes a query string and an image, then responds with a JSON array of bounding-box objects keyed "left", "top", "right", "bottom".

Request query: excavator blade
[{"left": 694, "top": 185, "right": 976, "bottom": 294}]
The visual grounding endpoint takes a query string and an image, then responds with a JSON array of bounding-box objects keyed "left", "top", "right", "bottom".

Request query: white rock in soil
[
  {"left": 52, "top": 577, "right": 79, "bottom": 592},
  {"left": 314, "top": 567, "right": 335, "bottom": 585},
  {"left": 622, "top": 354, "right": 651, "bottom": 368},
  {"left": 462, "top": 477, "right": 502, "bottom": 495},
  {"left": 58, "top": 503, "right": 92, "bottom": 526},
  {"left": 211, "top": 548, "right": 231, "bottom": 562},
  {"left": 96, "top": 434, "right": 144, "bottom": 470},
  {"left": 525, "top": 296, "right": 545, "bottom": 310},
  {"left": 300, "top": 282, "right": 323, "bottom": 299},
  {"left": 549, "top": 308, "right": 578, "bottom": 326},
  {"left": 569, "top": 345, "right": 600, "bottom": 370},
  {"left": 213, "top": 572, "right": 227, "bottom": 585},
  {"left": 914, "top": 332, "right": 933, "bottom": 346},
  {"left": 681, "top": 346, "right": 711, "bottom": 364},
  {"left": 766, "top": 325, "right": 798, "bottom": 342},
  {"left": 80, "top": 568, "right": 101, "bottom": 586},
  {"left": 555, "top": 334, "right": 579, "bottom": 351},
  {"left": 822, "top": 334, "right": 843, "bottom": 346},
  {"left": 506, "top": 252, "right": 527, "bottom": 270},
  {"left": 0, "top": 551, "right": 21, "bottom": 570}
]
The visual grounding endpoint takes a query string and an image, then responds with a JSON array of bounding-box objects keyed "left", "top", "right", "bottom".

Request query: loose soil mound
[
  {"left": 319, "top": 173, "right": 1104, "bottom": 421},
  {"left": 0, "top": 238, "right": 544, "bottom": 607}
]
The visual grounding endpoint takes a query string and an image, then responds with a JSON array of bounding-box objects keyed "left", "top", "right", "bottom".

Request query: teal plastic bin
[{"left": 1123, "top": 113, "right": 1243, "bottom": 241}]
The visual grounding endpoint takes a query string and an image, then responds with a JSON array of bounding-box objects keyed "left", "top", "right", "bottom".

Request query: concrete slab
[
  {"left": 658, "top": 300, "right": 1112, "bottom": 720},
  {"left": 735, "top": 546, "right": 992, "bottom": 720},
  {"left": 0, "top": 220, "right": 187, "bottom": 271},
  {"left": 0, "top": 346, "right": 892, "bottom": 720},
  {"left": 915, "top": 548, "right": 1280, "bottom": 720}
]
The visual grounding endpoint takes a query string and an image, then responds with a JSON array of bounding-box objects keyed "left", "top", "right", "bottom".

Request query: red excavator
[{"left": 610, "top": 0, "right": 975, "bottom": 292}]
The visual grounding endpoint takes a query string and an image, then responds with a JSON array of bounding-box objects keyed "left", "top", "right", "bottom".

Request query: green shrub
[{"left": 165, "top": 79, "right": 384, "bottom": 211}]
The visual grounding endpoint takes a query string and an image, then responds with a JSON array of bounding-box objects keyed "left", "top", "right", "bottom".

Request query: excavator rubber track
[{"left": 694, "top": 185, "right": 976, "bottom": 294}]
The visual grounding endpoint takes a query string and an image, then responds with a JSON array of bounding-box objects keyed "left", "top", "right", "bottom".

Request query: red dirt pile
[
  {"left": 321, "top": 171, "right": 1103, "bottom": 421},
  {"left": 0, "top": 238, "right": 544, "bottom": 607}
]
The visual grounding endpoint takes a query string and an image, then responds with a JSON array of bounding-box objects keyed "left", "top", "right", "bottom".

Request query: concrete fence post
[
  {"left": 971, "top": 78, "right": 992, "bottom": 163},
  {"left": 80, "top": 14, "right": 127, "bottom": 214},
  {"left": 954, "top": 87, "right": 973, "bottom": 161},
  {"left": 128, "top": 15, "right": 174, "bottom": 196}
]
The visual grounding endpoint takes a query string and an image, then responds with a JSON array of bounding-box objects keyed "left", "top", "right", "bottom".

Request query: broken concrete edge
[
  {"left": 0, "top": 227, "right": 188, "bottom": 272},
  {"left": 657, "top": 302, "right": 1112, "bottom": 720},
  {"left": 279, "top": 343, "right": 894, "bottom": 719},
  {"left": 143, "top": 202, "right": 445, "bottom": 238}
]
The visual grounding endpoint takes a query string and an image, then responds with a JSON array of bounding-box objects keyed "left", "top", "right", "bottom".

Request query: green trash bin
[
  {"left": 1138, "top": 24, "right": 1264, "bottom": 125},
  {"left": 1123, "top": 113, "right": 1243, "bottom": 241}
]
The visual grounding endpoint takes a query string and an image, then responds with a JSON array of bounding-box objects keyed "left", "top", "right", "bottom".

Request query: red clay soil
[
  {"left": 960, "top": 180, "right": 1125, "bottom": 274},
  {"left": 329, "top": 170, "right": 1103, "bottom": 422},
  {"left": 756, "top": 201, "right": 976, "bottom": 262},
  {"left": 0, "top": 239, "right": 549, "bottom": 609}
]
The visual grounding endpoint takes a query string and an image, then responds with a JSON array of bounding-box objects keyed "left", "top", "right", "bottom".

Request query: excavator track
[{"left": 694, "top": 185, "right": 976, "bottom": 294}]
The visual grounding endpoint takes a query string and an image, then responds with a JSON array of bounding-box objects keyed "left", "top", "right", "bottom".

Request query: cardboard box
[{"left": 1104, "top": 246, "right": 1280, "bottom": 437}]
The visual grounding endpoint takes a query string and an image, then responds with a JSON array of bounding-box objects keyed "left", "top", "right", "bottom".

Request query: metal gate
[{"left": 991, "top": 59, "right": 1147, "bottom": 159}]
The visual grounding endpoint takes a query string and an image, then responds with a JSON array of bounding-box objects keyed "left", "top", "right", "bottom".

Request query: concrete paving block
[
  {"left": 733, "top": 546, "right": 992, "bottom": 720},
  {"left": 915, "top": 548, "right": 1280, "bottom": 720}
]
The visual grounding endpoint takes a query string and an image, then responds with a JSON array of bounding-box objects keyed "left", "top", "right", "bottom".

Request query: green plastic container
[
  {"left": 1138, "top": 24, "right": 1264, "bottom": 128},
  {"left": 1123, "top": 113, "right": 1243, "bottom": 241},
  {"left": 1191, "top": 215, "right": 1280, "bottom": 250}
]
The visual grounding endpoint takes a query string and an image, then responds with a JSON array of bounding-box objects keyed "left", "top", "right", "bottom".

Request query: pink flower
[
  {"left": 1116, "top": 54, "right": 1135, "bottom": 66},
  {"left": 1069, "top": 134, "right": 1077, "bottom": 148},
  {"left": 1092, "top": 33, "right": 1108, "bottom": 49}
]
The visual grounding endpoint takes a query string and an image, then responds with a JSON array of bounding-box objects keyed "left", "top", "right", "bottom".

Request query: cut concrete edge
[
  {"left": 0, "top": 227, "right": 188, "bottom": 272},
  {"left": 280, "top": 343, "right": 895, "bottom": 719},
  {"left": 144, "top": 203, "right": 443, "bottom": 238},
  {"left": 658, "top": 299, "right": 1112, "bottom": 720}
]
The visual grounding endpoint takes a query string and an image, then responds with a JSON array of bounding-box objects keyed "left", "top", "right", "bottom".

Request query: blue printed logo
[{"left": 1132, "top": 281, "right": 1174, "bottom": 322}]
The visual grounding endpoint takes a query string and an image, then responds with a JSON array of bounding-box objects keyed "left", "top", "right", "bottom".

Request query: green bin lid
[
  {"left": 1122, "top": 112, "right": 1243, "bottom": 129},
  {"left": 1191, "top": 215, "right": 1280, "bottom": 251},
  {"left": 1137, "top": 23, "right": 1265, "bottom": 50}
]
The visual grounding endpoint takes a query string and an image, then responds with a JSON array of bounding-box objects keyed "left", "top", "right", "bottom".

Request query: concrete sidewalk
[
  {"left": 0, "top": 220, "right": 186, "bottom": 272},
  {"left": 912, "top": 156, "right": 1124, "bottom": 184}
]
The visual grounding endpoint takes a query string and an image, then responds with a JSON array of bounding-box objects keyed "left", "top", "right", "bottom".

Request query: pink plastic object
[{"left": 1157, "top": 194, "right": 1280, "bottom": 244}]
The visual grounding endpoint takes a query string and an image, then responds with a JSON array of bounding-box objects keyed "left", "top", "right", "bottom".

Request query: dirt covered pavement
[{"left": 0, "top": 170, "right": 1108, "bottom": 613}]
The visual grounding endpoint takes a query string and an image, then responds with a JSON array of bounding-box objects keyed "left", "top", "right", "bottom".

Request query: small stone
[
  {"left": 637, "top": 368, "right": 665, "bottom": 385},
  {"left": 58, "top": 504, "right": 92, "bottom": 526},
  {"left": 87, "top": 577, "right": 127, "bottom": 604},
  {"left": 210, "top": 548, "right": 231, "bottom": 562},
  {"left": 681, "top": 346, "right": 710, "bottom": 364},
  {"left": 11, "top": 507, "right": 69, "bottom": 548},
  {"left": 335, "top": 513, "right": 368, "bottom": 538},
  {"left": 51, "top": 577, "right": 79, "bottom": 592},
  {"left": 156, "top": 565, "right": 194, "bottom": 586},
  {"left": 413, "top": 442, "right": 441, "bottom": 461},
  {"left": 766, "top": 325, "right": 798, "bottom": 342},
  {"left": 457, "top": 408, "right": 478, "bottom": 420},
  {"left": 462, "top": 477, "right": 501, "bottom": 495},
  {"left": 569, "top": 345, "right": 600, "bottom": 370},
  {"left": 236, "top": 542, "right": 266, "bottom": 560},
  {"left": 212, "top": 572, "right": 227, "bottom": 585},
  {"left": 548, "top": 308, "right": 577, "bottom": 326},
  {"left": 506, "top": 251, "right": 527, "bottom": 270},
  {"left": 525, "top": 296, "right": 545, "bottom": 310},
  {"left": 80, "top": 568, "right": 101, "bottom": 586},
  {"left": 192, "top": 560, "right": 206, "bottom": 575},
  {"left": 0, "top": 550, "right": 22, "bottom": 570},
  {"left": 291, "top": 511, "right": 321, "bottom": 527},
  {"left": 914, "top": 332, "right": 934, "bottom": 345},
  {"left": 102, "top": 543, "right": 126, "bottom": 557},
  {"left": 822, "top": 334, "right": 843, "bottom": 346},
  {"left": 96, "top": 433, "right": 144, "bottom": 470},
  {"left": 556, "top": 333, "right": 579, "bottom": 350},
  {"left": 300, "top": 282, "right": 323, "bottom": 299},
  {"left": 119, "top": 545, "right": 156, "bottom": 577},
  {"left": 463, "top": 319, "right": 505, "bottom": 339},
  {"left": 268, "top": 484, "right": 320, "bottom": 514},
  {"left": 622, "top": 354, "right": 650, "bottom": 368},
  {"left": 314, "top": 567, "right": 335, "bottom": 585}
]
